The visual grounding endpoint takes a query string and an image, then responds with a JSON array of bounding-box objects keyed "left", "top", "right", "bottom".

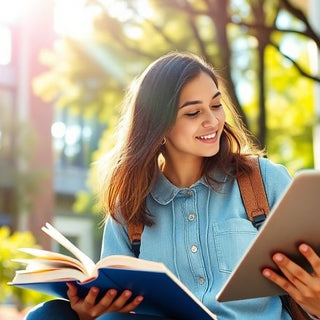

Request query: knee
[{"left": 24, "top": 299, "right": 78, "bottom": 320}]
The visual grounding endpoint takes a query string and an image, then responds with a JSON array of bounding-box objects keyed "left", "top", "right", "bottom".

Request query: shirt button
[
  {"left": 188, "top": 213, "right": 195, "bottom": 221},
  {"left": 191, "top": 245, "right": 198, "bottom": 253},
  {"left": 199, "top": 277, "right": 205, "bottom": 285},
  {"left": 186, "top": 189, "right": 193, "bottom": 197}
]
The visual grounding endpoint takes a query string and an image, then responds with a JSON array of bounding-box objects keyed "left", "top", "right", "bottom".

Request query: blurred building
[
  {"left": 0, "top": 0, "right": 55, "bottom": 249},
  {"left": 0, "top": 0, "right": 102, "bottom": 260}
]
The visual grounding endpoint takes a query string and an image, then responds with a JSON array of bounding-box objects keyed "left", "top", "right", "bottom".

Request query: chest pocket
[{"left": 213, "top": 218, "right": 257, "bottom": 274}]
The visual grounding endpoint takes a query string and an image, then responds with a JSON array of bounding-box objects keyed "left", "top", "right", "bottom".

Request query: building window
[{"left": 51, "top": 108, "right": 105, "bottom": 168}]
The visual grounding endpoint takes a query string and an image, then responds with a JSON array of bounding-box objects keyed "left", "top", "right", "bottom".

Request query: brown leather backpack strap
[
  {"left": 239, "top": 157, "right": 312, "bottom": 319},
  {"left": 281, "top": 294, "right": 312, "bottom": 320},
  {"left": 237, "top": 156, "right": 269, "bottom": 229},
  {"left": 127, "top": 223, "right": 144, "bottom": 258},
  {"left": 289, "top": 299, "right": 312, "bottom": 320}
]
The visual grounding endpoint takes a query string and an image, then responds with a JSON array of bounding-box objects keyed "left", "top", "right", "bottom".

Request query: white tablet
[{"left": 216, "top": 170, "right": 320, "bottom": 302}]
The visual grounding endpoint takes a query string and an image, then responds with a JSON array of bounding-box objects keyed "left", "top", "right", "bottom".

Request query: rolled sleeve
[{"left": 100, "top": 216, "right": 133, "bottom": 259}]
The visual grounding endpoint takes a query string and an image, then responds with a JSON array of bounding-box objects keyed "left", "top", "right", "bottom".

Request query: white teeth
[{"left": 198, "top": 132, "right": 217, "bottom": 139}]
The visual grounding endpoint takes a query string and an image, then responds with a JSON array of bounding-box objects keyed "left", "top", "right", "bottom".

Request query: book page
[
  {"left": 42, "top": 223, "right": 96, "bottom": 275},
  {"left": 96, "top": 255, "right": 168, "bottom": 271},
  {"left": 12, "top": 267, "right": 88, "bottom": 283},
  {"left": 13, "top": 257, "right": 87, "bottom": 274},
  {"left": 19, "top": 247, "right": 84, "bottom": 266}
]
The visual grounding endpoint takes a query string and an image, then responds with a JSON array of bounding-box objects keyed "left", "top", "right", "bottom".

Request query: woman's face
[{"left": 165, "top": 71, "right": 226, "bottom": 162}]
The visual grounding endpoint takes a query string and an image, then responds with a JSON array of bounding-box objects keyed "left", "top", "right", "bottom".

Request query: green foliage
[
  {"left": 0, "top": 227, "right": 53, "bottom": 310},
  {"left": 32, "top": 0, "right": 317, "bottom": 214},
  {"left": 241, "top": 38, "right": 314, "bottom": 174},
  {"left": 265, "top": 45, "right": 314, "bottom": 173},
  {"left": 33, "top": 38, "right": 127, "bottom": 125}
]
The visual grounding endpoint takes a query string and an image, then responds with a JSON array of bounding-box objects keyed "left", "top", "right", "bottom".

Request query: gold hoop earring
[{"left": 161, "top": 137, "right": 167, "bottom": 145}]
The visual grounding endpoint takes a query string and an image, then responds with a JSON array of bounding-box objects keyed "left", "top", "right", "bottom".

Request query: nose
[{"left": 202, "top": 111, "right": 219, "bottom": 128}]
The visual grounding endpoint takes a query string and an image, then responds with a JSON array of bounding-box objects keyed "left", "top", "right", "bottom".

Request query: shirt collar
[{"left": 150, "top": 171, "right": 209, "bottom": 205}]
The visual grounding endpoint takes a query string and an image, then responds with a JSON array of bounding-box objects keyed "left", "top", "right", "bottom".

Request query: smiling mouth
[{"left": 196, "top": 132, "right": 217, "bottom": 140}]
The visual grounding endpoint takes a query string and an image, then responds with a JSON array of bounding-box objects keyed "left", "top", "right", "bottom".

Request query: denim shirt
[{"left": 101, "top": 158, "right": 292, "bottom": 320}]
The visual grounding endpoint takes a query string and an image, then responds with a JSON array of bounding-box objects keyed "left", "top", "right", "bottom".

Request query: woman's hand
[
  {"left": 66, "top": 283, "right": 144, "bottom": 320},
  {"left": 262, "top": 243, "right": 320, "bottom": 318}
]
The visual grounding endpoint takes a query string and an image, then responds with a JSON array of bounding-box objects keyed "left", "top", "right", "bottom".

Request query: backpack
[{"left": 127, "top": 156, "right": 312, "bottom": 320}]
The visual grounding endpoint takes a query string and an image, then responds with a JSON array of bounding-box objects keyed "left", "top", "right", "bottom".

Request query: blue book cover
[
  {"left": 12, "top": 267, "right": 217, "bottom": 319},
  {"left": 10, "top": 223, "right": 217, "bottom": 320}
]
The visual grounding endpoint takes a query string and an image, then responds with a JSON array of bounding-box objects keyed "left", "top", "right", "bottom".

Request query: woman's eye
[
  {"left": 186, "top": 111, "right": 200, "bottom": 117},
  {"left": 211, "top": 103, "right": 222, "bottom": 109}
]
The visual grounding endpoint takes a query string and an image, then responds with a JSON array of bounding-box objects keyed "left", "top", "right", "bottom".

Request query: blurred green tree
[
  {"left": 33, "top": 0, "right": 319, "bottom": 213},
  {"left": 0, "top": 227, "right": 53, "bottom": 310}
]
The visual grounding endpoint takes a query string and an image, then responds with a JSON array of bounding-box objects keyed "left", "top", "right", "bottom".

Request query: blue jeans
[{"left": 25, "top": 299, "right": 174, "bottom": 319}]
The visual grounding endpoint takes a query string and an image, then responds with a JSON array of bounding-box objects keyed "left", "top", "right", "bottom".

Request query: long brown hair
[{"left": 100, "top": 52, "right": 262, "bottom": 226}]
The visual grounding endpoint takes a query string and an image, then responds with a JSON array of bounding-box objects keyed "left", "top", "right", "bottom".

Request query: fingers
[
  {"left": 275, "top": 252, "right": 310, "bottom": 286},
  {"left": 262, "top": 244, "right": 320, "bottom": 317},
  {"left": 67, "top": 282, "right": 81, "bottom": 305},
  {"left": 262, "top": 253, "right": 304, "bottom": 296},
  {"left": 67, "top": 286, "right": 144, "bottom": 319},
  {"left": 262, "top": 243, "right": 319, "bottom": 297},
  {"left": 93, "top": 290, "right": 143, "bottom": 314},
  {"left": 89, "top": 289, "right": 119, "bottom": 316},
  {"left": 103, "top": 290, "right": 132, "bottom": 312},
  {"left": 298, "top": 244, "right": 320, "bottom": 277},
  {"left": 113, "top": 292, "right": 144, "bottom": 313}
]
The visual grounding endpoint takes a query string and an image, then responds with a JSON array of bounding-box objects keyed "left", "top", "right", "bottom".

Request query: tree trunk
[
  {"left": 207, "top": 0, "right": 249, "bottom": 130},
  {"left": 257, "top": 40, "right": 267, "bottom": 149}
]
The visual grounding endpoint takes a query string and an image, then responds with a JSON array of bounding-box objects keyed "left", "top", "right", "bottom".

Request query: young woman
[{"left": 26, "top": 52, "right": 320, "bottom": 320}]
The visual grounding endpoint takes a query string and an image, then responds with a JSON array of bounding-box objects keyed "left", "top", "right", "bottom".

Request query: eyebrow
[{"left": 179, "top": 91, "right": 221, "bottom": 109}]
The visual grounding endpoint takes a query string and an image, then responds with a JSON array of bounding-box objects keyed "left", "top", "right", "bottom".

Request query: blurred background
[{"left": 0, "top": 0, "right": 319, "bottom": 317}]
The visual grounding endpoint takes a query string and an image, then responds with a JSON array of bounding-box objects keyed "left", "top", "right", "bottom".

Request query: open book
[{"left": 10, "top": 223, "right": 217, "bottom": 320}]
